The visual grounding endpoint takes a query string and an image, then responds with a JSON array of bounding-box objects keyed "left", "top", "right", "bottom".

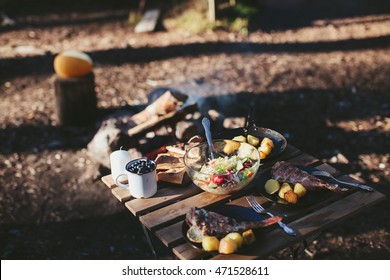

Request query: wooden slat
[
  {"left": 314, "top": 163, "right": 338, "bottom": 175},
  {"left": 286, "top": 153, "right": 318, "bottom": 166},
  {"left": 101, "top": 175, "right": 116, "bottom": 189},
  {"left": 111, "top": 181, "right": 193, "bottom": 205},
  {"left": 125, "top": 183, "right": 201, "bottom": 216},
  {"left": 210, "top": 253, "right": 258, "bottom": 260},
  {"left": 294, "top": 187, "right": 384, "bottom": 237},
  {"left": 228, "top": 195, "right": 269, "bottom": 207},
  {"left": 261, "top": 144, "right": 301, "bottom": 168},
  {"left": 102, "top": 174, "right": 132, "bottom": 203},
  {"left": 172, "top": 243, "right": 211, "bottom": 260},
  {"left": 140, "top": 192, "right": 230, "bottom": 231},
  {"left": 155, "top": 221, "right": 184, "bottom": 247},
  {"left": 112, "top": 187, "right": 132, "bottom": 202}
]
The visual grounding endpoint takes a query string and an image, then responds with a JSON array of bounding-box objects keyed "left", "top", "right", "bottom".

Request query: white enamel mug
[{"left": 115, "top": 158, "right": 157, "bottom": 198}]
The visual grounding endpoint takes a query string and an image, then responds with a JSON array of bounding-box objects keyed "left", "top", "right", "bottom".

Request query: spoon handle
[
  {"left": 202, "top": 117, "right": 214, "bottom": 160},
  {"left": 245, "top": 103, "right": 257, "bottom": 131}
]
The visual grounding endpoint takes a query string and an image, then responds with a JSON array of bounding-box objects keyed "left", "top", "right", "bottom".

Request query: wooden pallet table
[{"left": 101, "top": 144, "right": 385, "bottom": 260}]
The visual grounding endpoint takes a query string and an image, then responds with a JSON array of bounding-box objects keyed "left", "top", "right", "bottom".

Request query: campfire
[{"left": 87, "top": 90, "right": 201, "bottom": 175}]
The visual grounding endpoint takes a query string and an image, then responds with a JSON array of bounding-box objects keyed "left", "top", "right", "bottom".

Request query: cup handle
[{"left": 115, "top": 174, "right": 128, "bottom": 188}]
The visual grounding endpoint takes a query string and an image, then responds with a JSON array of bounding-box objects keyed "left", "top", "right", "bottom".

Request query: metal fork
[
  {"left": 311, "top": 170, "right": 374, "bottom": 192},
  {"left": 246, "top": 196, "right": 297, "bottom": 237}
]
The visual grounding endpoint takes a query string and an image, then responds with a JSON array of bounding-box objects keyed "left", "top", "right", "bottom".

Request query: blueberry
[{"left": 127, "top": 159, "right": 155, "bottom": 174}]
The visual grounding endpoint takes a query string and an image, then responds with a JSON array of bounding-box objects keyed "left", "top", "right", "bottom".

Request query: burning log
[
  {"left": 87, "top": 90, "right": 198, "bottom": 168},
  {"left": 175, "top": 120, "right": 200, "bottom": 141}
]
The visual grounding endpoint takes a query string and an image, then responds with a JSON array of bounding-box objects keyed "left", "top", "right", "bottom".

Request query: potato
[
  {"left": 261, "top": 137, "right": 274, "bottom": 149},
  {"left": 247, "top": 135, "right": 260, "bottom": 146},
  {"left": 259, "top": 151, "right": 267, "bottom": 159},
  {"left": 202, "top": 236, "right": 220, "bottom": 251},
  {"left": 237, "top": 143, "right": 259, "bottom": 161},
  {"left": 259, "top": 145, "right": 272, "bottom": 156},
  {"left": 294, "top": 183, "right": 307, "bottom": 198},
  {"left": 225, "top": 232, "right": 243, "bottom": 248},
  {"left": 232, "top": 135, "right": 246, "bottom": 143},
  {"left": 284, "top": 190, "right": 298, "bottom": 204},
  {"left": 278, "top": 183, "right": 293, "bottom": 199},
  {"left": 219, "top": 237, "right": 238, "bottom": 254},
  {"left": 223, "top": 140, "right": 240, "bottom": 154},
  {"left": 242, "top": 229, "right": 256, "bottom": 245},
  {"left": 264, "top": 179, "right": 280, "bottom": 194}
]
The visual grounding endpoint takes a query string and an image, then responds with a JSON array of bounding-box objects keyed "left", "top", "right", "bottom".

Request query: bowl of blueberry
[
  {"left": 126, "top": 158, "right": 156, "bottom": 174},
  {"left": 116, "top": 158, "right": 157, "bottom": 198}
]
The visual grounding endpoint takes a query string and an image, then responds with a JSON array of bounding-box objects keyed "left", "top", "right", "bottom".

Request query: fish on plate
[
  {"left": 186, "top": 206, "right": 281, "bottom": 241},
  {"left": 271, "top": 161, "right": 348, "bottom": 193}
]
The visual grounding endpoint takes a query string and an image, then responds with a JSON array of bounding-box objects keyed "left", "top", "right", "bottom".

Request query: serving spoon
[{"left": 201, "top": 117, "right": 215, "bottom": 160}]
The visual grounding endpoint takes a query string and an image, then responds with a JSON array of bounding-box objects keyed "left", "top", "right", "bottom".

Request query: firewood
[
  {"left": 175, "top": 120, "right": 199, "bottom": 141},
  {"left": 87, "top": 91, "right": 195, "bottom": 167},
  {"left": 127, "top": 103, "right": 198, "bottom": 138},
  {"left": 131, "top": 90, "right": 186, "bottom": 124}
]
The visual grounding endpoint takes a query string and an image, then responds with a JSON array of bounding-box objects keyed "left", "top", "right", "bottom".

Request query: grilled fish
[
  {"left": 186, "top": 207, "right": 281, "bottom": 238},
  {"left": 271, "top": 161, "right": 348, "bottom": 193}
]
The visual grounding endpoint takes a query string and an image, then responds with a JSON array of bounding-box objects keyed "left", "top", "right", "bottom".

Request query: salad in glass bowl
[{"left": 183, "top": 140, "right": 261, "bottom": 195}]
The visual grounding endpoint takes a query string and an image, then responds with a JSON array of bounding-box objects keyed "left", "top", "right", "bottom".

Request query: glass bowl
[{"left": 183, "top": 140, "right": 261, "bottom": 195}]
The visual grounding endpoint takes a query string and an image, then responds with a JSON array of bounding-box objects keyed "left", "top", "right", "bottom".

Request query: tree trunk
[
  {"left": 208, "top": 0, "right": 215, "bottom": 23},
  {"left": 54, "top": 72, "right": 97, "bottom": 126}
]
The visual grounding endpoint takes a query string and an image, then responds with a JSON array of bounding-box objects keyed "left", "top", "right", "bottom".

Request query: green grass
[
  {"left": 164, "top": 1, "right": 262, "bottom": 35},
  {"left": 165, "top": 9, "right": 215, "bottom": 33}
]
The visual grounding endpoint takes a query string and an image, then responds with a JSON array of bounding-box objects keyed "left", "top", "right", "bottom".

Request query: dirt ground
[{"left": 0, "top": 0, "right": 389, "bottom": 259}]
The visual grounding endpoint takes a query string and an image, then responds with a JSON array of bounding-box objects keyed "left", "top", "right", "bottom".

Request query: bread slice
[
  {"left": 155, "top": 153, "right": 184, "bottom": 171},
  {"left": 157, "top": 167, "right": 189, "bottom": 185}
]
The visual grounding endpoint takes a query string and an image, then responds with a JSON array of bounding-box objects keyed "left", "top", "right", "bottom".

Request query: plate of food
[
  {"left": 182, "top": 205, "right": 281, "bottom": 254},
  {"left": 258, "top": 161, "right": 349, "bottom": 207},
  {"left": 217, "top": 127, "right": 287, "bottom": 161}
]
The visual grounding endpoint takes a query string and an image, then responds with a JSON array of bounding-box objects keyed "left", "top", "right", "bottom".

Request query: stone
[{"left": 87, "top": 110, "right": 137, "bottom": 168}]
